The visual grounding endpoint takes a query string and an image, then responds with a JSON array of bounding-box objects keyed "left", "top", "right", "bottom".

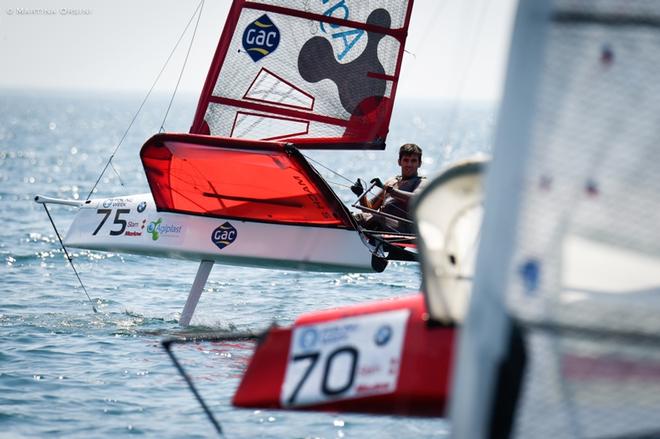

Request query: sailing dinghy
[{"left": 35, "top": 0, "right": 417, "bottom": 325}]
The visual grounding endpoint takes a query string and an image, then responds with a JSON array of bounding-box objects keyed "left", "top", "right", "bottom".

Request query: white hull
[{"left": 64, "top": 194, "right": 374, "bottom": 272}]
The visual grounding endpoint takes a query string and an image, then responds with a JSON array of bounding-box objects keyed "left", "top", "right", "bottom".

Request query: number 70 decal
[{"left": 281, "top": 309, "right": 410, "bottom": 407}]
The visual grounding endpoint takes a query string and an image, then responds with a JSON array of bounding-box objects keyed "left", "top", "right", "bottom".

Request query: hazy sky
[{"left": 0, "top": 0, "right": 517, "bottom": 101}]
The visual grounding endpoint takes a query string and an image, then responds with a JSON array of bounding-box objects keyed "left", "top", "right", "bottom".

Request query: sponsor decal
[
  {"left": 281, "top": 309, "right": 410, "bottom": 407},
  {"left": 242, "top": 14, "right": 280, "bottom": 62},
  {"left": 519, "top": 258, "right": 541, "bottom": 295},
  {"left": 374, "top": 324, "right": 392, "bottom": 346},
  {"left": 101, "top": 198, "right": 131, "bottom": 208},
  {"left": 318, "top": 0, "right": 366, "bottom": 61},
  {"left": 299, "top": 328, "right": 318, "bottom": 351},
  {"left": 211, "top": 222, "right": 237, "bottom": 249},
  {"left": 124, "top": 219, "right": 146, "bottom": 237},
  {"left": 146, "top": 218, "right": 161, "bottom": 240},
  {"left": 137, "top": 201, "right": 147, "bottom": 213},
  {"left": 146, "top": 218, "right": 183, "bottom": 241}
]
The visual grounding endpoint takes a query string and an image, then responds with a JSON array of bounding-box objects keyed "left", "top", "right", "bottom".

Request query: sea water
[{"left": 0, "top": 90, "right": 494, "bottom": 438}]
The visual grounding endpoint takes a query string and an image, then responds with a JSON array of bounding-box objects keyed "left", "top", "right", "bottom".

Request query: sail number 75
[{"left": 93, "top": 208, "right": 130, "bottom": 236}]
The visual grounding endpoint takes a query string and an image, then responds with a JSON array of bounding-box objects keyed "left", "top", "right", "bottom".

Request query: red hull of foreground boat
[{"left": 233, "top": 294, "right": 455, "bottom": 416}]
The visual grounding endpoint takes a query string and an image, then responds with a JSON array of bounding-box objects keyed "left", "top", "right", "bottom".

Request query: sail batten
[{"left": 208, "top": 96, "right": 350, "bottom": 128}]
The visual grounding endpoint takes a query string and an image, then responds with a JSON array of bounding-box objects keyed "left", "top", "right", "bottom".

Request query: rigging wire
[
  {"left": 300, "top": 153, "right": 411, "bottom": 216},
  {"left": 436, "top": 0, "right": 493, "bottom": 159},
  {"left": 42, "top": 203, "right": 98, "bottom": 314},
  {"left": 160, "top": 0, "right": 206, "bottom": 131},
  {"left": 408, "top": 0, "right": 450, "bottom": 59},
  {"left": 323, "top": 179, "right": 352, "bottom": 189},
  {"left": 303, "top": 151, "right": 413, "bottom": 220},
  {"left": 407, "top": 0, "right": 494, "bottom": 162},
  {"left": 302, "top": 153, "right": 355, "bottom": 185},
  {"left": 85, "top": 0, "right": 205, "bottom": 201},
  {"left": 109, "top": 161, "right": 125, "bottom": 187},
  {"left": 162, "top": 339, "right": 224, "bottom": 437}
]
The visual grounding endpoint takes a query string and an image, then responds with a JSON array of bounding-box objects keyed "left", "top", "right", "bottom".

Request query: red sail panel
[
  {"left": 140, "top": 133, "right": 355, "bottom": 227},
  {"left": 191, "top": 0, "right": 414, "bottom": 148}
]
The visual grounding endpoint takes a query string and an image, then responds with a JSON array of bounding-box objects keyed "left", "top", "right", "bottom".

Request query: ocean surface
[{"left": 0, "top": 90, "right": 494, "bottom": 438}]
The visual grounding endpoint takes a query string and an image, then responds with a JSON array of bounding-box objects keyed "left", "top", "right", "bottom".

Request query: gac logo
[
  {"left": 211, "top": 222, "right": 237, "bottom": 250},
  {"left": 242, "top": 14, "right": 280, "bottom": 62}
]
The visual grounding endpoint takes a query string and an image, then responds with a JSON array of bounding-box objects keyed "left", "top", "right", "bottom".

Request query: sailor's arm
[
  {"left": 368, "top": 176, "right": 400, "bottom": 209},
  {"left": 359, "top": 188, "right": 385, "bottom": 210},
  {"left": 385, "top": 185, "right": 414, "bottom": 201},
  {"left": 385, "top": 177, "right": 427, "bottom": 201}
]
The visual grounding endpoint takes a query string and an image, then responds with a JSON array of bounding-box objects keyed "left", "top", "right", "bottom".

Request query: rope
[
  {"left": 302, "top": 153, "right": 355, "bottom": 184},
  {"left": 303, "top": 153, "right": 413, "bottom": 220},
  {"left": 86, "top": 0, "right": 206, "bottom": 200},
  {"left": 42, "top": 204, "right": 97, "bottom": 313},
  {"left": 162, "top": 339, "right": 224, "bottom": 436},
  {"left": 160, "top": 0, "right": 205, "bottom": 131},
  {"left": 301, "top": 153, "right": 413, "bottom": 217},
  {"left": 109, "top": 161, "right": 125, "bottom": 187},
  {"left": 323, "top": 179, "right": 352, "bottom": 189},
  {"left": 441, "top": 0, "right": 493, "bottom": 147}
]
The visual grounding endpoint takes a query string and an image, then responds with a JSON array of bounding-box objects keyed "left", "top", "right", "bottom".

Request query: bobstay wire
[
  {"left": 86, "top": 0, "right": 205, "bottom": 201},
  {"left": 41, "top": 203, "right": 98, "bottom": 314},
  {"left": 161, "top": 330, "right": 263, "bottom": 438}
]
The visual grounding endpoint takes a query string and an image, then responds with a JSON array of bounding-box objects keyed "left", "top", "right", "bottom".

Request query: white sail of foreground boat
[{"left": 450, "top": 0, "right": 660, "bottom": 437}]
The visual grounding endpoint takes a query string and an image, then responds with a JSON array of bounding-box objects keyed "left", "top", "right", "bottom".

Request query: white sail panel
[
  {"left": 231, "top": 112, "right": 309, "bottom": 140},
  {"left": 505, "top": 3, "right": 660, "bottom": 333},
  {"left": 205, "top": 103, "right": 345, "bottom": 139},
  {"left": 244, "top": 68, "right": 314, "bottom": 110}
]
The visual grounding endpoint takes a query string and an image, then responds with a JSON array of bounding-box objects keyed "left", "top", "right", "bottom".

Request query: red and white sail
[{"left": 190, "top": 0, "right": 414, "bottom": 148}]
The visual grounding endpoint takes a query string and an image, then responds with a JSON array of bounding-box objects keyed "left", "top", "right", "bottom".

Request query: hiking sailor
[{"left": 352, "top": 143, "right": 427, "bottom": 233}]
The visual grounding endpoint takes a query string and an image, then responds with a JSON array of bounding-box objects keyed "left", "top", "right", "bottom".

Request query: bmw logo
[
  {"left": 137, "top": 201, "right": 147, "bottom": 213},
  {"left": 102, "top": 199, "right": 113, "bottom": 208},
  {"left": 374, "top": 325, "right": 392, "bottom": 346},
  {"left": 299, "top": 328, "right": 318, "bottom": 351}
]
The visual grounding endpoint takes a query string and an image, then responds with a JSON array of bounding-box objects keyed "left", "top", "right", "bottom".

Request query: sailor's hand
[
  {"left": 370, "top": 177, "right": 383, "bottom": 188},
  {"left": 351, "top": 178, "right": 365, "bottom": 196}
]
